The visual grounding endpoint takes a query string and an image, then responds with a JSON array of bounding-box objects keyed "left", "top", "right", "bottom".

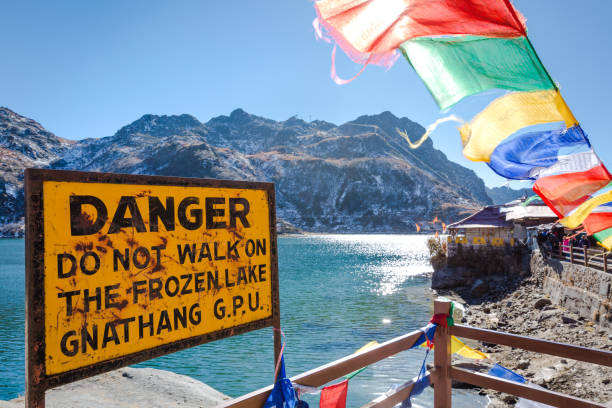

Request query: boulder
[
  {"left": 538, "top": 309, "right": 561, "bottom": 322},
  {"left": 431, "top": 266, "right": 472, "bottom": 289},
  {"left": 516, "top": 360, "right": 530, "bottom": 370},
  {"left": 470, "top": 279, "right": 489, "bottom": 298},
  {"left": 0, "top": 367, "right": 230, "bottom": 408},
  {"left": 534, "top": 298, "right": 552, "bottom": 309},
  {"left": 561, "top": 315, "right": 578, "bottom": 324}
]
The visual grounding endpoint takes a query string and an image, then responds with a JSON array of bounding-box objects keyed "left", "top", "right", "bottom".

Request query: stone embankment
[
  {"left": 431, "top": 244, "right": 530, "bottom": 297},
  {"left": 531, "top": 252, "right": 612, "bottom": 328},
  {"left": 0, "top": 367, "right": 231, "bottom": 408},
  {"left": 432, "top": 250, "right": 612, "bottom": 407}
]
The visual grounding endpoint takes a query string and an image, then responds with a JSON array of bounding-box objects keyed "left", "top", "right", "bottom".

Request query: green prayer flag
[
  {"left": 521, "top": 195, "right": 542, "bottom": 206},
  {"left": 594, "top": 227, "right": 612, "bottom": 243},
  {"left": 400, "top": 36, "right": 555, "bottom": 110}
]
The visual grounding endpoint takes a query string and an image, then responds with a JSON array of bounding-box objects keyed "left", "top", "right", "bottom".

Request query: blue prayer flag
[
  {"left": 488, "top": 125, "right": 590, "bottom": 180},
  {"left": 488, "top": 363, "right": 526, "bottom": 384},
  {"left": 264, "top": 356, "right": 298, "bottom": 408}
]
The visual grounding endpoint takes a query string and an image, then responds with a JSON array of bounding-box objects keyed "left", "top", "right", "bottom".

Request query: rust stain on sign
[{"left": 27, "top": 170, "right": 278, "bottom": 382}]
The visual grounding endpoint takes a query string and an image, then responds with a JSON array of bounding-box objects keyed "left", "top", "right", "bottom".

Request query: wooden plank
[
  {"left": 451, "top": 325, "right": 612, "bottom": 367},
  {"left": 586, "top": 249, "right": 605, "bottom": 257},
  {"left": 450, "top": 367, "right": 606, "bottom": 408},
  {"left": 293, "top": 331, "right": 422, "bottom": 386},
  {"left": 360, "top": 371, "right": 434, "bottom": 408},
  {"left": 433, "top": 300, "right": 452, "bottom": 408},
  {"left": 587, "top": 262, "right": 604, "bottom": 270},
  {"left": 217, "top": 329, "right": 425, "bottom": 408},
  {"left": 25, "top": 170, "right": 46, "bottom": 408}
]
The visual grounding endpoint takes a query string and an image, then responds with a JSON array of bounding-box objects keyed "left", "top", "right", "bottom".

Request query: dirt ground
[{"left": 435, "top": 275, "right": 612, "bottom": 407}]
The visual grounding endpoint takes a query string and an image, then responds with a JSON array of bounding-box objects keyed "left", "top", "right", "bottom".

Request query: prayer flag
[
  {"left": 593, "top": 227, "right": 612, "bottom": 250},
  {"left": 460, "top": 90, "right": 577, "bottom": 162},
  {"left": 530, "top": 151, "right": 601, "bottom": 179},
  {"left": 521, "top": 195, "right": 542, "bottom": 206},
  {"left": 559, "top": 185, "right": 612, "bottom": 229},
  {"left": 265, "top": 356, "right": 298, "bottom": 408},
  {"left": 400, "top": 36, "right": 554, "bottom": 109},
  {"left": 488, "top": 364, "right": 526, "bottom": 383},
  {"left": 534, "top": 166, "right": 611, "bottom": 218},
  {"left": 421, "top": 335, "right": 488, "bottom": 359},
  {"left": 319, "top": 379, "right": 349, "bottom": 408},
  {"left": 488, "top": 125, "right": 590, "bottom": 180},
  {"left": 344, "top": 341, "right": 379, "bottom": 380},
  {"left": 314, "top": 0, "right": 526, "bottom": 68},
  {"left": 582, "top": 204, "right": 612, "bottom": 234}
]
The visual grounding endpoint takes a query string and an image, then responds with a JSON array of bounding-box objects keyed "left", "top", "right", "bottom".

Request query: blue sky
[{"left": 2, "top": 1, "right": 611, "bottom": 187}]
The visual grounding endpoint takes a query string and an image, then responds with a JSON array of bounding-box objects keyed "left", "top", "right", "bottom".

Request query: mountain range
[
  {"left": 0, "top": 106, "right": 530, "bottom": 237},
  {"left": 486, "top": 185, "right": 533, "bottom": 205}
]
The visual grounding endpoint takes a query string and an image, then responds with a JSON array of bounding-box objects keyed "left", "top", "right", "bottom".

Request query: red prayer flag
[
  {"left": 583, "top": 212, "right": 612, "bottom": 235},
  {"left": 319, "top": 379, "right": 349, "bottom": 408},
  {"left": 533, "top": 164, "right": 612, "bottom": 217},
  {"left": 314, "top": 0, "right": 526, "bottom": 67}
]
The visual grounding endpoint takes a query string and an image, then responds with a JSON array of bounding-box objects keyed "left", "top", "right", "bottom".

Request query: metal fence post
[{"left": 433, "top": 299, "right": 452, "bottom": 408}]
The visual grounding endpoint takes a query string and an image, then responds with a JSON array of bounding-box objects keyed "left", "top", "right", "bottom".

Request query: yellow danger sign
[{"left": 26, "top": 170, "right": 278, "bottom": 381}]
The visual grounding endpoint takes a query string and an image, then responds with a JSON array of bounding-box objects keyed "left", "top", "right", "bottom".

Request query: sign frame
[{"left": 25, "top": 169, "right": 281, "bottom": 408}]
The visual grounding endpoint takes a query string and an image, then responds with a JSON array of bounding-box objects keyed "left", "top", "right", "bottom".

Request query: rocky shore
[
  {"left": 0, "top": 367, "right": 230, "bottom": 408},
  {"left": 436, "top": 275, "right": 612, "bottom": 407}
]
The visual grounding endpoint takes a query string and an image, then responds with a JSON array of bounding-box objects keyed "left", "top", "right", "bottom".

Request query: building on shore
[
  {"left": 446, "top": 198, "right": 557, "bottom": 254},
  {"left": 447, "top": 206, "right": 515, "bottom": 252}
]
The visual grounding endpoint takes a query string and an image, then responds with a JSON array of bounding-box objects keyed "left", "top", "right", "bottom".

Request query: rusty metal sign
[{"left": 25, "top": 169, "right": 280, "bottom": 407}]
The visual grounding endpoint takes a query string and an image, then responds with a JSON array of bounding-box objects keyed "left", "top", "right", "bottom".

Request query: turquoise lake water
[{"left": 0, "top": 235, "right": 485, "bottom": 407}]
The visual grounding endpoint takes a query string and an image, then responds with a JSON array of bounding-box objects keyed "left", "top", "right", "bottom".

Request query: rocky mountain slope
[
  {"left": 0, "top": 108, "right": 73, "bottom": 236},
  {"left": 486, "top": 186, "right": 533, "bottom": 205},
  {"left": 1, "top": 107, "right": 493, "bottom": 236}
]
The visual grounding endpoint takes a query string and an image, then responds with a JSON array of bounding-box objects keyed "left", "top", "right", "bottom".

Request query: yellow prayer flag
[
  {"left": 355, "top": 340, "right": 379, "bottom": 353},
  {"left": 599, "top": 237, "right": 612, "bottom": 251},
  {"left": 451, "top": 336, "right": 488, "bottom": 359},
  {"left": 560, "top": 190, "right": 612, "bottom": 229},
  {"left": 459, "top": 90, "right": 577, "bottom": 162},
  {"left": 597, "top": 239, "right": 612, "bottom": 250},
  {"left": 421, "top": 335, "right": 488, "bottom": 359},
  {"left": 450, "top": 335, "right": 466, "bottom": 354}
]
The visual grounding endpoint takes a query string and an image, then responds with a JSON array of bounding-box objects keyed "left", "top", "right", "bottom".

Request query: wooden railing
[
  {"left": 550, "top": 245, "right": 609, "bottom": 273},
  {"left": 216, "top": 328, "right": 433, "bottom": 408},
  {"left": 218, "top": 299, "right": 612, "bottom": 408},
  {"left": 440, "top": 299, "right": 611, "bottom": 408}
]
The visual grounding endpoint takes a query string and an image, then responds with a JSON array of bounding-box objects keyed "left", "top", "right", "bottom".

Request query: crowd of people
[{"left": 536, "top": 225, "right": 592, "bottom": 258}]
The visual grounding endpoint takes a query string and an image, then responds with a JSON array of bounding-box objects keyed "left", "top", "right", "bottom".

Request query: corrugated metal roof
[{"left": 504, "top": 205, "right": 557, "bottom": 221}]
